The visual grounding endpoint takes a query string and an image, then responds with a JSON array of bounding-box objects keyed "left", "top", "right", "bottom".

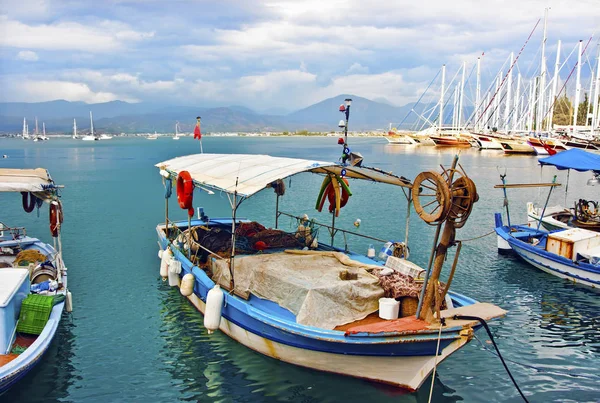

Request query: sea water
[{"left": 1, "top": 136, "right": 599, "bottom": 402}]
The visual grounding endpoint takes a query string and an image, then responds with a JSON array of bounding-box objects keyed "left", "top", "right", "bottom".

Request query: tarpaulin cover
[
  {"left": 538, "top": 148, "right": 600, "bottom": 172},
  {"left": 212, "top": 250, "right": 385, "bottom": 329}
]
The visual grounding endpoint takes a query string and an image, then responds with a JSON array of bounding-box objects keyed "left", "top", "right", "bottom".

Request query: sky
[{"left": 0, "top": 0, "right": 599, "bottom": 112}]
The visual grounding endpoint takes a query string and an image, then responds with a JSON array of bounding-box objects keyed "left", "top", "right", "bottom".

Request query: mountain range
[{"left": 0, "top": 95, "right": 432, "bottom": 134}]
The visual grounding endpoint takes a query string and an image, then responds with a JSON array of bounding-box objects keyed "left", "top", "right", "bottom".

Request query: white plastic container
[
  {"left": 378, "top": 297, "right": 400, "bottom": 320},
  {"left": 367, "top": 244, "right": 375, "bottom": 258}
]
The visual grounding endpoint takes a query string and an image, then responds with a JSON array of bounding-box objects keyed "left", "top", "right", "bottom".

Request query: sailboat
[
  {"left": 33, "top": 118, "right": 40, "bottom": 142},
  {"left": 39, "top": 123, "right": 49, "bottom": 141},
  {"left": 173, "top": 122, "right": 180, "bottom": 140},
  {"left": 22, "top": 118, "right": 29, "bottom": 140},
  {"left": 73, "top": 119, "right": 79, "bottom": 139},
  {"left": 81, "top": 112, "right": 98, "bottom": 141}
]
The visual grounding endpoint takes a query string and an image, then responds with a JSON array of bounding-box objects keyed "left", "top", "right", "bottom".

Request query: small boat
[
  {"left": 98, "top": 134, "right": 113, "bottom": 140},
  {"left": 0, "top": 168, "right": 72, "bottom": 392},
  {"left": 154, "top": 107, "right": 505, "bottom": 390},
  {"left": 498, "top": 137, "right": 535, "bottom": 154},
  {"left": 527, "top": 149, "right": 600, "bottom": 232},
  {"left": 147, "top": 132, "right": 158, "bottom": 140},
  {"left": 81, "top": 112, "right": 98, "bottom": 141},
  {"left": 173, "top": 122, "right": 181, "bottom": 140}
]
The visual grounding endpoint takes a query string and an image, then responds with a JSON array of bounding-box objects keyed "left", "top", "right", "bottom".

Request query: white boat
[
  {"left": 98, "top": 134, "right": 113, "bottom": 140},
  {"left": 72, "top": 119, "right": 79, "bottom": 139},
  {"left": 147, "top": 131, "right": 158, "bottom": 140},
  {"left": 81, "top": 112, "right": 97, "bottom": 141},
  {"left": 173, "top": 122, "right": 181, "bottom": 140},
  {"left": 0, "top": 168, "right": 73, "bottom": 392},
  {"left": 39, "top": 123, "right": 49, "bottom": 141}
]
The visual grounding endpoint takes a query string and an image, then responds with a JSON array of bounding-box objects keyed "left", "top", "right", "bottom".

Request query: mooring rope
[
  {"left": 428, "top": 320, "right": 445, "bottom": 403},
  {"left": 454, "top": 315, "right": 529, "bottom": 402},
  {"left": 457, "top": 229, "right": 496, "bottom": 243},
  {"left": 474, "top": 334, "right": 600, "bottom": 381}
]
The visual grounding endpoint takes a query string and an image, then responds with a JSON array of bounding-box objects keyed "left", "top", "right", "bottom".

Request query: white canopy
[
  {"left": 156, "top": 153, "right": 412, "bottom": 198},
  {"left": 0, "top": 168, "right": 55, "bottom": 194}
]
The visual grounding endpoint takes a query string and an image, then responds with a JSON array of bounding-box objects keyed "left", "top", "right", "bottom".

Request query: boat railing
[
  {"left": 0, "top": 222, "right": 27, "bottom": 240},
  {"left": 277, "top": 211, "right": 388, "bottom": 251},
  {"left": 164, "top": 217, "right": 228, "bottom": 263}
]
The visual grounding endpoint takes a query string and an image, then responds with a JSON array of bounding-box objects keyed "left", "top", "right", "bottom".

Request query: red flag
[
  {"left": 194, "top": 117, "right": 201, "bottom": 140},
  {"left": 541, "top": 140, "right": 557, "bottom": 155}
]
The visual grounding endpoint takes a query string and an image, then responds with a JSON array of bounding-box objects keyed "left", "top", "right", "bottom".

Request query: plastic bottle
[{"left": 367, "top": 244, "right": 375, "bottom": 258}]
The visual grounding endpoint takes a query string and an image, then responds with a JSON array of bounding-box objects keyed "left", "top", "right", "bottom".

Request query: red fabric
[
  {"left": 194, "top": 122, "right": 201, "bottom": 139},
  {"left": 542, "top": 142, "right": 557, "bottom": 155}
]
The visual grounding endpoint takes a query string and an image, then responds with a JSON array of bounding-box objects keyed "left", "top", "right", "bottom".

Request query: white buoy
[
  {"left": 204, "top": 285, "right": 224, "bottom": 334},
  {"left": 160, "top": 248, "right": 172, "bottom": 280},
  {"left": 65, "top": 291, "right": 73, "bottom": 312},
  {"left": 180, "top": 273, "right": 195, "bottom": 297},
  {"left": 168, "top": 259, "right": 182, "bottom": 286}
]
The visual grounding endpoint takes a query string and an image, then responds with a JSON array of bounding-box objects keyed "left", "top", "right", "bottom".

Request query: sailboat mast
[
  {"left": 439, "top": 64, "right": 446, "bottom": 131},
  {"left": 493, "top": 71, "right": 501, "bottom": 129},
  {"left": 592, "top": 45, "right": 600, "bottom": 136},
  {"left": 90, "top": 111, "right": 94, "bottom": 137},
  {"left": 527, "top": 80, "right": 535, "bottom": 131},
  {"left": 537, "top": 8, "right": 548, "bottom": 133},
  {"left": 573, "top": 40, "right": 583, "bottom": 130},
  {"left": 22, "top": 118, "right": 26, "bottom": 137},
  {"left": 504, "top": 52, "right": 514, "bottom": 130},
  {"left": 73, "top": 119, "right": 77, "bottom": 137},
  {"left": 43, "top": 122, "right": 46, "bottom": 136},
  {"left": 475, "top": 57, "right": 481, "bottom": 131},
  {"left": 548, "top": 40, "right": 561, "bottom": 132},
  {"left": 35, "top": 117, "right": 38, "bottom": 135},
  {"left": 458, "top": 61, "right": 466, "bottom": 130},
  {"left": 513, "top": 73, "right": 521, "bottom": 132}
]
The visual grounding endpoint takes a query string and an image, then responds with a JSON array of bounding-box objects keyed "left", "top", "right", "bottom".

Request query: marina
[{"left": 0, "top": 135, "right": 598, "bottom": 402}]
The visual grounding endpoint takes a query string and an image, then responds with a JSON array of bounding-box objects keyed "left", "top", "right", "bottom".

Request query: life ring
[
  {"left": 49, "top": 201, "right": 63, "bottom": 237},
  {"left": 21, "top": 192, "right": 37, "bottom": 213},
  {"left": 177, "top": 171, "right": 194, "bottom": 211}
]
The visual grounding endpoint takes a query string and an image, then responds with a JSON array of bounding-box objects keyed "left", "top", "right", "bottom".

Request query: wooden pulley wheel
[
  {"left": 448, "top": 176, "right": 478, "bottom": 228},
  {"left": 412, "top": 171, "right": 451, "bottom": 224}
]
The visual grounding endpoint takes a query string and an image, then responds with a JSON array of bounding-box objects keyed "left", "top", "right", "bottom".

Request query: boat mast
[
  {"left": 90, "top": 111, "right": 94, "bottom": 137},
  {"left": 22, "top": 118, "right": 26, "bottom": 138},
  {"left": 458, "top": 61, "right": 466, "bottom": 130},
  {"left": 73, "top": 119, "right": 77, "bottom": 138},
  {"left": 513, "top": 73, "right": 521, "bottom": 132},
  {"left": 493, "top": 71, "right": 501, "bottom": 130},
  {"left": 573, "top": 40, "right": 583, "bottom": 131},
  {"left": 527, "top": 80, "right": 535, "bottom": 131},
  {"left": 592, "top": 45, "right": 600, "bottom": 137},
  {"left": 35, "top": 117, "right": 38, "bottom": 136},
  {"left": 43, "top": 122, "right": 46, "bottom": 136},
  {"left": 548, "top": 40, "right": 561, "bottom": 132},
  {"left": 475, "top": 57, "right": 481, "bottom": 131},
  {"left": 537, "top": 8, "right": 548, "bottom": 134},
  {"left": 452, "top": 86, "right": 458, "bottom": 130},
  {"left": 439, "top": 64, "right": 445, "bottom": 131},
  {"left": 504, "top": 52, "right": 514, "bottom": 130},
  {"left": 484, "top": 93, "right": 490, "bottom": 129}
]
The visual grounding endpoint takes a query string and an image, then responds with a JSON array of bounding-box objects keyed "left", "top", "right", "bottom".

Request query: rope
[
  {"left": 457, "top": 229, "right": 496, "bottom": 243},
  {"left": 474, "top": 334, "right": 600, "bottom": 381},
  {"left": 453, "top": 315, "right": 529, "bottom": 402},
  {"left": 428, "top": 321, "right": 444, "bottom": 403}
]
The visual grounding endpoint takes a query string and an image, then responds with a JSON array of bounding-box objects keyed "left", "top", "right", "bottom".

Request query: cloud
[
  {"left": 0, "top": 79, "right": 126, "bottom": 103},
  {"left": 0, "top": 15, "right": 154, "bottom": 52},
  {"left": 347, "top": 63, "right": 368, "bottom": 74},
  {"left": 16, "top": 50, "right": 39, "bottom": 61}
]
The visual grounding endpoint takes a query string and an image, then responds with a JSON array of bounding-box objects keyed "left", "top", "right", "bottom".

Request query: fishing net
[{"left": 14, "top": 249, "right": 47, "bottom": 267}]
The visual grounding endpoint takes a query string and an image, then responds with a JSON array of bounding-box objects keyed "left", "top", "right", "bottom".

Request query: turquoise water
[{"left": 1, "top": 137, "right": 599, "bottom": 402}]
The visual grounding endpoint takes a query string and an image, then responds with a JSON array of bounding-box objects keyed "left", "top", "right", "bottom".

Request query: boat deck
[{"left": 0, "top": 334, "right": 37, "bottom": 367}]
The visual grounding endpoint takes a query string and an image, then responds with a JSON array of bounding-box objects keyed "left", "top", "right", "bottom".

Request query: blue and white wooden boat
[
  {"left": 495, "top": 214, "right": 600, "bottom": 288},
  {"left": 0, "top": 168, "right": 72, "bottom": 393},
  {"left": 155, "top": 151, "right": 506, "bottom": 391}
]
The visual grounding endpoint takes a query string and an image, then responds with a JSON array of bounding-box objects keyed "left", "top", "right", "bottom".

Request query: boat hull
[
  {"left": 429, "top": 136, "right": 472, "bottom": 147},
  {"left": 0, "top": 303, "right": 64, "bottom": 393}
]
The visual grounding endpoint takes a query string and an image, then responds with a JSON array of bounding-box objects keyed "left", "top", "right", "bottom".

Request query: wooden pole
[{"left": 421, "top": 222, "right": 456, "bottom": 323}]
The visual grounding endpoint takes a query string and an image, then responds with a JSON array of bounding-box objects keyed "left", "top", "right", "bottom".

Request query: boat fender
[
  {"left": 180, "top": 273, "right": 195, "bottom": 297},
  {"left": 177, "top": 170, "right": 194, "bottom": 213},
  {"left": 21, "top": 192, "right": 37, "bottom": 213},
  {"left": 66, "top": 291, "right": 73, "bottom": 312},
  {"left": 160, "top": 248, "right": 172, "bottom": 280},
  {"left": 158, "top": 249, "right": 163, "bottom": 259},
  {"left": 205, "top": 285, "right": 224, "bottom": 334},
  {"left": 168, "top": 259, "right": 182, "bottom": 287},
  {"left": 49, "top": 201, "right": 63, "bottom": 237}
]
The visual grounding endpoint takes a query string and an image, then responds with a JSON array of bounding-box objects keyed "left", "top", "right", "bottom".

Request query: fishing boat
[
  {"left": 526, "top": 149, "right": 600, "bottom": 232},
  {"left": 81, "top": 112, "right": 97, "bottom": 141},
  {"left": 0, "top": 168, "right": 72, "bottom": 392},
  {"left": 154, "top": 105, "right": 506, "bottom": 390}
]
